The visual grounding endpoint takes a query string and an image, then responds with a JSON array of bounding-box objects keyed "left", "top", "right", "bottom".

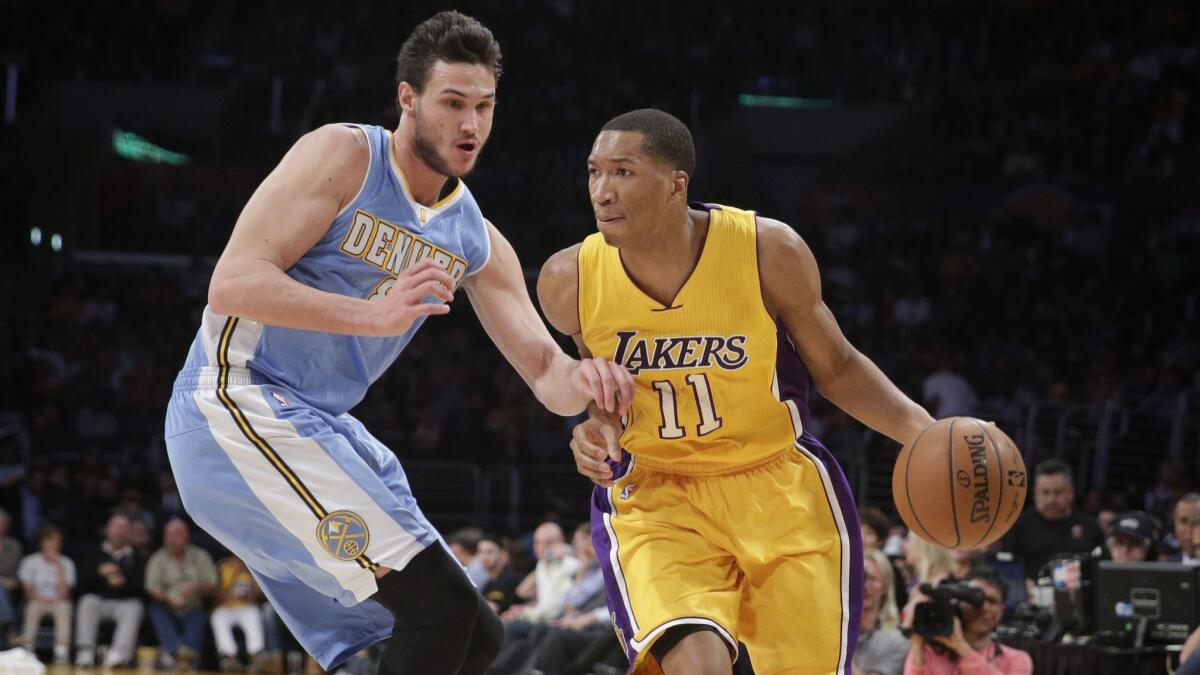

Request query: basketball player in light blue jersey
[{"left": 163, "top": 12, "right": 633, "bottom": 675}]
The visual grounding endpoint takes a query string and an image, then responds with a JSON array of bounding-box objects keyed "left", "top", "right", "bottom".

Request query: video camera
[{"left": 912, "top": 578, "right": 987, "bottom": 638}]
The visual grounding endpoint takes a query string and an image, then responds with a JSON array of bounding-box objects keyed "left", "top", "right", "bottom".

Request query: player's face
[
  {"left": 587, "top": 130, "right": 681, "bottom": 246},
  {"left": 1033, "top": 473, "right": 1074, "bottom": 520},
  {"left": 403, "top": 60, "right": 496, "bottom": 178}
]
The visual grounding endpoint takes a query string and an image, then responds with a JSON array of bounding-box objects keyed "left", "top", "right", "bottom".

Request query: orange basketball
[{"left": 892, "top": 417, "right": 1027, "bottom": 549}]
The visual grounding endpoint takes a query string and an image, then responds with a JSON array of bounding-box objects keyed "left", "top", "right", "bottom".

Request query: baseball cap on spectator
[{"left": 1110, "top": 511, "right": 1161, "bottom": 545}]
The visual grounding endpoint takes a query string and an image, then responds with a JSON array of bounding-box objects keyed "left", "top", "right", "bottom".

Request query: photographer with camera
[{"left": 904, "top": 568, "right": 1032, "bottom": 675}]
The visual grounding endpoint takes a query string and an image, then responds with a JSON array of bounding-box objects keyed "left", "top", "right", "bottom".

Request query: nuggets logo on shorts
[{"left": 317, "top": 511, "right": 370, "bottom": 560}]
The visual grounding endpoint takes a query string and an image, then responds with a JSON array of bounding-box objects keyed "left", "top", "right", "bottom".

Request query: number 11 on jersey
[{"left": 652, "top": 373, "right": 722, "bottom": 439}]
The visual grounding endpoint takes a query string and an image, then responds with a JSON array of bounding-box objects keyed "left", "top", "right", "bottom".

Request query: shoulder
[
  {"left": 755, "top": 215, "right": 820, "bottom": 277},
  {"left": 754, "top": 216, "right": 821, "bottom": 312},
  {"left": 998, "top": 641, "right": 1033, "bottom": 665},
  {"left": 540, "top": 243, "right": 582, "bottom": 283},
  {"left": 283, "top": 124, "right": 370, "bottom": 190},
  {"left": 296, "top": 124, "right": 370, "bottom": 164},
  {"left": 537, "top": 243, "right": 583, "bottom": 335},
  {"left": 878, "top": 628, "right": 910, "bottom": 648}
]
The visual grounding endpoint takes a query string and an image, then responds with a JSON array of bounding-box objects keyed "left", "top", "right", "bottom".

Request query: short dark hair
[
  {"left": 601, "top": 108, "right": 696, "bottom": 177},
  {"left": 395, "top": 11, "right": 502, "bottom": 102},
  {"left": 964, "top": 565, "right": 1007, "bottom": 603},
  {"left": 37, "top": 524, "right": 62, "bottom": 544},
  {"left": 859, "top": 507, "right": 892, "bottom": 544},
  {"left": 447, "top": 526, "right": 483, "bottom": 555},
  {"left": 1034, "top": 459, "right": 1073, "bottom": 483}
]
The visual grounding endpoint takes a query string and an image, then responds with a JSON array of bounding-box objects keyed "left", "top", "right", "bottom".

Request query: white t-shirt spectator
[
  {"left": 922, "top": 370, "right": 979, "bottom": 418},
  {"left": 19, "top": 553, "right": 76, "bottom": 599}
]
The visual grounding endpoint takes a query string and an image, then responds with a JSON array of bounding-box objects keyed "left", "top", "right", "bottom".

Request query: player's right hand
[
  {"left": 570, "top": 415, "right": 621, "bottom": 487},
  {"left": 372, "top": 259, "right": 456, "bottom": 335}
]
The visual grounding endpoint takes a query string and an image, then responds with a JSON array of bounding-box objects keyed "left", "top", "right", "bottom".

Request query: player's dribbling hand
[
  {"left": 371, "top": 259, "right": 456, "bottom": 335},
  {"left": 570, "top": 357, "right": 634, "bottom": 416},
  {"left": 570, "top": 415, "right": 622, "bottom": 488}
]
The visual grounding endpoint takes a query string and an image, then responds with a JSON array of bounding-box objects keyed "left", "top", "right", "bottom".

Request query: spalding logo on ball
[{"left": 892, "top": 417, "right": 1027, "bottom": 549}]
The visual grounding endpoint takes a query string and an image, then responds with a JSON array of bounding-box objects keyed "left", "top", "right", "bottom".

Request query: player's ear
[
  {"left": 397, "top": 82, "right": 418, "bottom": 115},
  {"left": 670, "top": 169, "right": 689, "bottom": 201}
]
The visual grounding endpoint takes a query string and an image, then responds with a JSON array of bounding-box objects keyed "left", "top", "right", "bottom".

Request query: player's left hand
[
  {"left": 570, "top": 416, "right": 621, "bottom": 487},
  {"left": 570, "top": 357, "right": 634, "bottom": 416}
]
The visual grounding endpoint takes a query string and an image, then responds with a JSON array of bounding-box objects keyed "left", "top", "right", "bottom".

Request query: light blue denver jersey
[{"left": 177, "top": 124, "right": 491, "bottom": 414}]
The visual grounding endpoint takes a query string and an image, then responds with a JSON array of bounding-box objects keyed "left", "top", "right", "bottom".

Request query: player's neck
[
  {"left": 619, "top": 208, "right": 707, "bottom": 305},
  {"left": 391, "top": 126, "right": 452, "bottom": 207}
]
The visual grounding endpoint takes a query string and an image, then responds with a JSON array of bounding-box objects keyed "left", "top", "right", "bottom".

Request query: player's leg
[
  {"left": 370, "top": 544, "right": 493, "bottom": 675},
  {"left": 734, "top": 440, "right": 863, "bottom": 675},
  {"left": 333, "top": 414, "right": 503, "bottom": 674},
  {"left": 167, "top": 380, "right": 484, "bottom": 671},
  {"left": 653, "top": 627, "right": 733, "bottom": 675},
  {"left": 591, "top": 453, "right": 741, "bottom": 674}
]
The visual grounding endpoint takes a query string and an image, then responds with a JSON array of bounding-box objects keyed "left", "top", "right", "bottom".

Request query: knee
[
  {"left": 374, "top": 550, "right": 479, "bottom": 629},
  {"left": 656, "top": 628, "right": 733, "bottom": 675}
]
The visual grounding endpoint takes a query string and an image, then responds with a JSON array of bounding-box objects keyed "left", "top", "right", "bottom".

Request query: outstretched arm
[
  {"left": 208, "top": 124, "right": 455, "bottom": 336},
  {"left": 538, "top": 245, "right": 625, "bottom": 485},
  {"left": 465, "top": 224, "right": 632, "bottom": 417},
  {"left": 758, "top": 217, "right": 934, "bottom": 446}
]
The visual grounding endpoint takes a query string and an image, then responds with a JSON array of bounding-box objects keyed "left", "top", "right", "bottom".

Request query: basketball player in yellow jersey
[{"left": 538, "top": 109, "right": 937, "bottom": 675}]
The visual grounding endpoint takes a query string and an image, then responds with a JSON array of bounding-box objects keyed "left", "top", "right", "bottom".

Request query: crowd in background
[{"left": 0, "top": 0, "right": 1198, "bottom": 672}]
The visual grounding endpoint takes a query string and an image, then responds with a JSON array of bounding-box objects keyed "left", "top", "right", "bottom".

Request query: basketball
[{"left": 892, "top": 417, "right": 1027, "bottom": 549}]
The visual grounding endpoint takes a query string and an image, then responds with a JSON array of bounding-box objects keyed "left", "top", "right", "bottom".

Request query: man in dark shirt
[
  {"left": 1002, "top": 459, "right": 1104, "bottom": 586},
  {"left": 479, "top": 535, "right": 523, "bottom": 614},
  {"left": 73, "top": 514, "right": 147, "bottom": 668}
]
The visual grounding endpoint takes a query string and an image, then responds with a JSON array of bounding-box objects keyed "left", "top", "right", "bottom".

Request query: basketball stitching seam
[
  {"left": 903, "top": 424, "right": 941, "bottom": 546},
  {"left": 973, "top": 421, "right": 1006, "bottom": 547},
  {"left": 947, "top": 418, "right": 961, "bottom": 548}
]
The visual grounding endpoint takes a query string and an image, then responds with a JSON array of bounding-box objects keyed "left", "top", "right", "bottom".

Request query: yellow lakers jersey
[{"left": 578, "top": 204, "right": 805, "bottom": 474}]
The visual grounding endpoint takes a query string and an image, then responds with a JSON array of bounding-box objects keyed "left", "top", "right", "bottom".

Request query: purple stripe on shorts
[
  {"left": 800, "top": 431, "right": 864, "bottom": 675},
  {"left": 591, "top": 450, "right": 639, "bottom": 670}
]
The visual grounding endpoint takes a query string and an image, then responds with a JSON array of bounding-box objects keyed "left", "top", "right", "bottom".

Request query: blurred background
[{"left": 0, "top": 0, "right": 1198, "bottom": 671}]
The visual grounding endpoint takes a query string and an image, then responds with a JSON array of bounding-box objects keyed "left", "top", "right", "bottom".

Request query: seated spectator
[
  {"left": 494, "top": 523, "right": 606, "bottom": 674},
  {"left": 904, "top": 567, "right": 1032, "bottom": 674},
  {"left": 1161, "top": 493, "right": 1200, "bottom": 562},
  {"left": 861, "top": 507, "right": 893, "bottom": 551},
  {"left": 210, "top": 556, "right": 265, "bottom": 672},
  {"left": 479, "top": 534, "right": 522, "bottom": 614},
  {"left": 1002, "top": 460, "right": 1104, "bottom": 588},
  {"left": 501, "top": 521, "right": 577, "bottom": 624},
  {"left": 530, "top": 527, "right": 623, "bottom": 675},
  {"left": 74, "top": 513, "right": 146, "bottom": 668},
  {"left": 145, "top": 518, "right": 217, "bottom": 670},
  {"left": 1097, "top": 509, "right": 1118, "bottom": 537},
  {"left": 17, "top": 525, "right": 75, "bottom": 664},
  {"left": 1106, "top": 511, "right": 1160, "bottom": 563},
  {"left": 446, "top": 526, "right": 488, "bottom": 588},
  {"left": 900, "top": 531, "right": 954, "bottom": 628},
  {"left": 855, "top": 548, "right": 910, "bottom": 675},
  {"left": 0, "top": 508, "right": 24, "bottom": 647}
]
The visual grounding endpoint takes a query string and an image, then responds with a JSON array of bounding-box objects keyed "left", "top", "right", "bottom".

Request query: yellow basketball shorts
[{"left": 590, "top": 433, "right": 863, "bottom": 675}]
